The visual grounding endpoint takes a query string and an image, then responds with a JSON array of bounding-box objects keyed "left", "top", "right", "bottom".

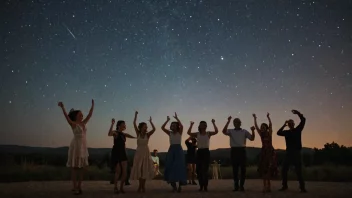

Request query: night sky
[{"left": 1, "top": 0, "right": 352, "bottom": 151}]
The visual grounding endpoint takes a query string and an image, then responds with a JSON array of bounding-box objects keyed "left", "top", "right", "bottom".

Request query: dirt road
[{"left": 0, "top": 180, "right": 351, "bottom": 198}]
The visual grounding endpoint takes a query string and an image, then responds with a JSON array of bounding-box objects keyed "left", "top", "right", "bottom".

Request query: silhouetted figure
[
  {"left": 58, "top": 99, "right": 94, "bottom": 195},
  {"left": 130, "top": 111, "right": 156, "bottom": 193},
  {"left": 187, "top": 120, "right": 219, "bottom": 192},
  {"left": 185, "top": 137, "right": 197, "bottom": 185},
  {"left": 253, "top": 113, "right": 278, "bottom": 193},
  {"left": 222, "top": 116, "right": 255, "bottom": 192},
  {"left": 108, "top": 119, "right": 135, "bottom": 194},
  {"left": 151, "top": 149, "right": 162, "bottom": 176},
  {"left": 161, "top": 113, "right": 187, "bottom": 193},
  {"left": 277, "top": 110, "right": 307, "bottom": 193}
]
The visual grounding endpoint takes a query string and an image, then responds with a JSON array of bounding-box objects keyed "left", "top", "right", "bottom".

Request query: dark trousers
[
  {"left": 231, "top": 147, "right": 246, "bottom": 188},
  {"left": 281, "top": 150, "right": 305, "bottom": 189},
  {"left": 196, "top": 148, "right": 210, "bottom": 188}
]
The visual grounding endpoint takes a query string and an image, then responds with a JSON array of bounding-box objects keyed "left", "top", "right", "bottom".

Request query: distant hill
[{"left": 0, "top": 145, "right": 314, "bottom": 162}]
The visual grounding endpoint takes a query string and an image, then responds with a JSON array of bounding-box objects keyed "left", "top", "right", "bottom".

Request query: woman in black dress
[
  {"left": 108, "top": 118, "right": 135, "bottom": 194},
  {"left": 185, "top": 136, "right": 197, "bottom": 185}
]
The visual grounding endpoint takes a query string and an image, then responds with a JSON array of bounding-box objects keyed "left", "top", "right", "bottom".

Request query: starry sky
[{"left": 1, "top": 0, "right": 352, "bottom": 152}]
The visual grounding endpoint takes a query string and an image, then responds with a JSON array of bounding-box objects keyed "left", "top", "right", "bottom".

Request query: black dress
[
  {"left": 111, "top": 132, "right": 128, "bottom": 169},
  {"left": 185, "top": 140, "right": 197, "bottom": 164}
]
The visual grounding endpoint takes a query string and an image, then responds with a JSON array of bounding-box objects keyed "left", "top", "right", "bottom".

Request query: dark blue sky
[{"left": 1, "top": 0, "right": 351, "bottom": 151}]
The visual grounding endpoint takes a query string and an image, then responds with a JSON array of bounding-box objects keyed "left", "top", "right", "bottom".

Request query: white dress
[
  {"left": 130, "top": 134, "right": 155, "bottom": 180},
  {"left": 66, "top": 125, "right": 89, "bottom": 168}
]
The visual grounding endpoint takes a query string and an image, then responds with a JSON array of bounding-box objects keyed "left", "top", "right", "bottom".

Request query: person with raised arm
[
  {"left": 187, "top": 119, "right": 218, "bottom": 192},
  {"left": 161, "top": 113, "right": 187, "bottom": 192},
  {"left": 108, "top": 118, "right": 135, "bottom": 194},
  {"left": 185, "top": 136, "right": 197, "bottom": 185},
  {"left": 58, "top": 99, "right": 94, "bottom": 195},
  {"left": 222, "top": 116, "right": 255, "bottom": 192},
  {"left": 277, "top": 110, "right": 307, "bottom": 193},
  {"left": 130, "top": 111, "right": 157, "bottom": 193},
  {"left": 253, "top": 113, "right": 278, "bottom": 193}
]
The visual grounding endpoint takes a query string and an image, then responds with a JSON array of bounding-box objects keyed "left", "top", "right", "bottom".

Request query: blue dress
[{"left": 164, "top": 132, "right": 187, "bottom": 185}]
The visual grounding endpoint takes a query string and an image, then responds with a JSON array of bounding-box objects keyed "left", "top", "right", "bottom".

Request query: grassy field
[{"left": 1, "top": 164, "right": 352, "bottom": 182}]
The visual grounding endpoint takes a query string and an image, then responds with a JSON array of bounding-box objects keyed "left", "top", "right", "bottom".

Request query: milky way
[{"left": 1, "top": 0, "right": 351, "bottom": 151}]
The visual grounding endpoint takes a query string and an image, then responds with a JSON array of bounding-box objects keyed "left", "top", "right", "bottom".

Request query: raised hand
[
  {"left": 190, "top": 121, "right": 194, "bottom": 125},
  {"left": 167, "top": 116, "right": 170, "bottom": 121},
  {"left": 211, "top": 119, "right": 215, "bottom": 123},
  {"left": 227, "top": 116, "right": 232, "bottom": 122},
  {"left": 250, "top": 126, "right": 255, "bottom": 131},
  {"left": 135, "top": 111, "right": 138, "bottom": 115},
  {"left": 92, "top": 99, "right": 94, "bottom": 105},
  {"left": 252, "top": 113, "right": 257, "bottom": 118},
  {"left": 267, "top": 112, "right": 270, "bottom": 118},
  {"left": 149, "top": 116, "right": 152, "bottom": 122},
  {"left": 285, "top": 120, "right": 289, "bottom": 125},
  {"left": 58, "top": 102, "right": 64, "bottom": 108},
  {"left": 173, "top": 112, "right": 178, "bottom": 119},
  {"left": 112, "top": 118, "right": 115, "bottom": 124},
  {"left": 292, "top": 110, "right": 299, "bottom": 114}
]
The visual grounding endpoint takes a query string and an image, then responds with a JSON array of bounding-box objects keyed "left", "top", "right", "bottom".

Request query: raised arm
[
  {"left": 187, "top": 121, "right": 197, "bottom": 138},
  {"left": 209, "top": 119, "right": 219, "bottom": 136},
  {"left": 222, "top": 116, "right": 232, "bottom": 135},
  {"left": 108, "top": 118, "right": 117, "bottom": 136},
  {"left": 161, "top": 116, "right": 171, "bottom": 135},
  {"left": 277, "top": 121, "right": 288, "bottom": 136},
  {"left": 124, "top": 133, "right": 136, "bottom": 139},
  {"left": 292, "top": 110, "right": 306, "bottom": 131},
  {"left": 83, "top": 99, "right": 94, "bottom": 124},
  {"left": 173, "top": 112, "right": 183, "bottom": 134},
  {"left": 248, "top": 126, "right": 256, "bottom": 141},
  {"left": 133, "top": 111, "right": 140, "bottom": 136},
  {"left": 58, "top": 102, "right": 75, "bottom": 127},
  {"left": 252, "top": 114, "right": 260, "bottom": 132},
  {"left": 267, "top": 112, "right": 273, "bottom": 135},
  {"left": 147, "top": 116, "right": 156, "bottom": 138}
]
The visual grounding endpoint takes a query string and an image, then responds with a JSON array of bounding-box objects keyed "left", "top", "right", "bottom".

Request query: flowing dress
[
  {"left": 130, "top": 134, "right": 155, "bottom": 180},
  {"left": 164, "top": 132, "right": 187, "bottom": 184},
  {"left": 67, "top": 125, "right": 89, "bottom": 168},
  {"left": 257, "top": 131, "right": 278, "bottom": 177}
]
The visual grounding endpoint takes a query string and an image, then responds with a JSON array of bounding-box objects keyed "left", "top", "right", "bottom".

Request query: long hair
[
  {"left": 116, "top": 120, "right": 125, "bottom": 131},
  {"left": 261, "top": 123, "right": 269, "bottom": 132},
  {"left": 198, "top": 121, "right": 207, "bottom": 132},
  {"left": 138, "top": 122, "right": 147, "bottom": 132},
  {"left": 68, "top": 109, "right": 80, "bottom": 121}
]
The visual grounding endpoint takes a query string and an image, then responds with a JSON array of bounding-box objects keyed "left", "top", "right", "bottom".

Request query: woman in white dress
[
  {"left": 130, "top": 111, "right": 156, "bottom": 193},
  {"left": 58, "top": 100, "right": 94, "bottom": 195}
]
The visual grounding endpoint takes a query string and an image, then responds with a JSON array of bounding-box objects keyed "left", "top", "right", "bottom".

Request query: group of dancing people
[{"left": 58, "top": 100, "right": 307, "bottom": 195}]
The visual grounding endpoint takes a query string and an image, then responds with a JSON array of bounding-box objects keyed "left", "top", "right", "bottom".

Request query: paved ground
[{"left": 0, "top": 180, "right": 351, "bottom": 198}]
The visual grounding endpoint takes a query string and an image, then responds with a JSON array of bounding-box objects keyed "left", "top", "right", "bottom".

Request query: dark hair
[
  {"left": 171, "top": 121, "right": 180, "bottom": 132},
  {"left": 261, "top": 123, "right": 269, "bottom": 129},
  {"left": 198, "top": 121, "right": 207, "bottom": 132},
  {"left": 153, "top": 149, "right": 158, "bottom": 152},
  {"left": 68, "top": 109, "right": 80, "bottom": 121},
  {"left": 116, "top": 120, "right": 125, "bottom": 130},
  {"left": 138, "top": 122, "right": 147, "bottom": 132}
]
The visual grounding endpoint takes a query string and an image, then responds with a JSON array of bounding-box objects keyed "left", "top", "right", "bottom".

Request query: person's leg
[
  {"left": 293, "top": 152, "right": 306, "bottom": 192},
  {"left": 138, "top": 178, "right": 142, "bottom": 192},
  {"left": 203, "top": 150, "right": 210, "bottom": 191},
  {"left": 280, "top": 153, "right": 290, "bottom": 191},
  {"left": 187, "top": 164, "right": 192, "bottom": 184},
  {"left": 114, "top": 163, "right": 121, "bottom": 193},
  {"left": 119, "top": 161, "right": 127, "bottom": 193},
  {"left": 77, "top": 168, "right": 84, "bottom": 193},
  {"left": 191, "top": 164, "right": 197, "bottom": 184},
  {"left": 71, "top": 168, "right": 77, "bottom": 191},
  {"left": 142, "top": 179, "right": 146, "bottom": 192},
  {"left": 239, "top": 151, "right": 247, "bottom": 191},
  {"left": 196, "top": 153, "right": 203, "bottom": 191},
  {"left": 231, "top": 148, "right": 239, "bottom": 191},
  {"left": 125, "top": 164, "right": 131, "bottom": 185}
]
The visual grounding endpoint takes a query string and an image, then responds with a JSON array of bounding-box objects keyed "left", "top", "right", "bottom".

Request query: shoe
[
  {"left": 239, "top": 186, "right": 245, "bottom": 192},
  {"left": 300, "top": 188, "right": 307, "bottom": 193},
  {"left": 279, "top": 186, "right": 288, "bottom": 191}
]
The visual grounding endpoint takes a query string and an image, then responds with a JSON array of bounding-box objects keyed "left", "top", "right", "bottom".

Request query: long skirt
[
  {"left": 257, "top": 146, "right": 278, "bottom": 177},
  {"left": 164, "top": 144, "right": 187, "bottom": 185}
]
